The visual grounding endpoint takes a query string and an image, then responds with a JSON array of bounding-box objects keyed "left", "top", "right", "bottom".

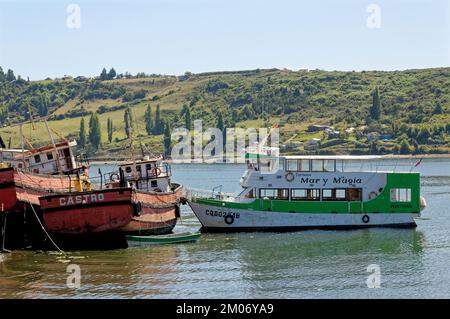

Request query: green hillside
[{"left": 0, "top": 67, "right": 449, "bottom": 159}]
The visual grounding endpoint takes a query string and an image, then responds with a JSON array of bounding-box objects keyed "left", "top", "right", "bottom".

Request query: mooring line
[
  {"left": 1, "top": 212, "right": 10, "bottom": 253},
  {"left": 27, "top": 202, "right": 67, "bottom": 257}
]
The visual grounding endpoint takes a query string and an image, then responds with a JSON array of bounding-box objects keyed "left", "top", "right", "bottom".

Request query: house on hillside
[
  {"left": 366, "top": 132, "right": 381, "bottom": 140},
  {"left": 345, "top": 127, "right": 355, "bottom": 134},
  {"left": 74, "top": 76, "right": 88, "bottom": 82},
  {"left": 366, "top": 132, "right": 393, "bottom": 141},
  {"left": 281, "top": 141, "right": 302, "bottom": 151},
  {"left": 307, "top": 125, "right": 332, "bottom": 132},
  {"left": 326, "top": 128, "right": 340, "bottom": 139},
  {"left": 304, "top": 138, "right": 321, "bottom": 151},
  {"left": 379, "top": 134, "right": 393, "bottom": 141}
]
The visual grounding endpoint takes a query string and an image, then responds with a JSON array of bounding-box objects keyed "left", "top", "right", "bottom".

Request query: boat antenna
[
  {"left": 128, "top": 126, "right": 138, "bottom": 181},
  {"left": 19, "top": 124, "right": 26, "bottom": 169},
  {"left": 44, "top": 120, "right": 63, "bottom": 174},
  {"left": 27, "top": 101, "right": 36, "bottom": 131}
]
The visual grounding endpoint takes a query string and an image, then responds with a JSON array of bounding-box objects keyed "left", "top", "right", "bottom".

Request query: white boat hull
[{"left": 188, "top": 201, "right": 417, "bottom": 232}]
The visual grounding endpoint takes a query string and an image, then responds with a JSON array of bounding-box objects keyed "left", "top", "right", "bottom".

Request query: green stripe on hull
[{"left": 192, "top": 172, "right": 421, "bottom": 214}]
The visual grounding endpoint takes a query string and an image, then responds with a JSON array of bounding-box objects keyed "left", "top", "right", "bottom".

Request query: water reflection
[{"left": 1, "top": 159, "right": 449, "bottom": 298}]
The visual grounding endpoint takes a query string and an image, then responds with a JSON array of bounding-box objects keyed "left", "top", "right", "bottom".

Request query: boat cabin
[
  {"left": 239, "top": 154, "right": 416, "bottom": 204},
  {"left": 116, "top": 156, "right": 172, "bottom": 192},
  {"left": 12, "top": 140, "right": 81, "bottom": 175}
]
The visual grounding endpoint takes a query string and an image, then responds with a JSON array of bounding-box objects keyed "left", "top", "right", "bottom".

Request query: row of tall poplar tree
[{"left": 78, "top": 104, "right": 172, "bottom": 156}]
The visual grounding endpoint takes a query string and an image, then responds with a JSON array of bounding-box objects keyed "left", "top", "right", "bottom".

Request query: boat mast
[
  {"left": 128, "top": 126, "right": 138, "bottom": 182},
  {"left": 44, "top": 120, "right": 62, "bottom": 174},
  {"left": 19, "top": 124, "right": 25, "bottom": 169}
]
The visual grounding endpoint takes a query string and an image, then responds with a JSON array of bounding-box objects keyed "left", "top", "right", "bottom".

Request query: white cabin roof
[
  {"left": 0, "top": 148, "right": 26, "bottom": 153},
  {"left": 282, "top": 155, "right": 383, "bottom": 160}
]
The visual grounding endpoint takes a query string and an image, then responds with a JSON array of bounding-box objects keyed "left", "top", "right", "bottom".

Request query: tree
[
  {"left": 6, "top": 69, "right": 16, "bottom": 82},
  {"left": 182, "top": 105, "right": 191, "bottom": 130},
  {"left": 107, "top": 118, "right": 113, "bottom": 143},
  {"left": 154, "top": 104, "right": 163, "bottom": 134},
  {"left": 0, "top": 67, "right": 5, "bottom": 82},
  {"left": 0, "top": 105, "right": 8, "bottom": 125},
  {"left": 163, "top": 119, "right": 172, "bottom": 158},
  {"left": 100, "top": 68, "right": 108, "bottom": 81},
  {"left": 108, "top": 68, "right": 116, "bottom": 80},
  {"left": 417, "top": 127, "right": 430, "bottom": 144},
  {"left": 216, "top": 111, "right": 226, "bottom": 146},
  {"left": 369, "top": 87, "right": 381, "bottom": 121},
  {"left": 145, "top": 105, "right": 153, "bottom": 135},
  {"left": 38, "top": 93, "right": 49, "bottom": 116},
  {"left": 124, "top": 108, "right": 134, "bottom": 138},
  {"left": 88, "top": 113, "right": 101, "bottom": 149},
  {"left": 370, "top": 141, "right": 378, "bottom": 154},
  {"left": 399, "top": 139, "right": 411, "bottom": 154},
  {"left": 79, "top": 117, "right": 86, "bottom": 148},
  {"left": 433, "top": 104, "right": 443, "bottom": 115}
]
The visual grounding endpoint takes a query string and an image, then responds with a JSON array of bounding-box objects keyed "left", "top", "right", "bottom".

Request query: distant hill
[{"left": 0, "top": 67, "right": 449, "bottom": 158}]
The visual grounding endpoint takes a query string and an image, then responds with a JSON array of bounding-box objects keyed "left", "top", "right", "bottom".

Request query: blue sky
[{"left": 0, "top": 0, "right": 449, "bottom": 80}]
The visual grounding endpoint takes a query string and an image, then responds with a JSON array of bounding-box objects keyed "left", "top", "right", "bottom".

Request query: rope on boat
[
  {"left": 27, "top": 202, "right": 66, "bottom": 256},
  {"left": 1, "top": 212, "right": 10, "bottom": 253}
]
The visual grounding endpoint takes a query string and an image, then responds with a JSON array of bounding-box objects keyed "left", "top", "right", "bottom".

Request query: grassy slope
[{"left": 1, "top": 68, "right": 449, "bottom": 157}]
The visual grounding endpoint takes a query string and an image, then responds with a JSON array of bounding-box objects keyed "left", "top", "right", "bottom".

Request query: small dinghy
[{"left": 126, "top": 232, "right": 201, "bottom": 246}]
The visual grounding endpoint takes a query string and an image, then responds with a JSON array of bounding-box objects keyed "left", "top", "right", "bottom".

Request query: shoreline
[{"left": 87, "top": 153, "right": 450, "bottom": 165}]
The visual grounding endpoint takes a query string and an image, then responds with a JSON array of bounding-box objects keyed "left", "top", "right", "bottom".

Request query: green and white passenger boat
[{"left": 187, "top": 148, "right": 427, "bottom": 232}]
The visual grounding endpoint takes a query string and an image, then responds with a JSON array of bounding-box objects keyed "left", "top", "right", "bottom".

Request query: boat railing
[{"left": 184, "top": 187, "right": 236, "bottom": 201}]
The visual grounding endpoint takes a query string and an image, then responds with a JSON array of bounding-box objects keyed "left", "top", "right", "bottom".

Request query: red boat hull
[
  {"left": 40, "top": 188, "right": 134, "bottom": 235},
  {"left": 0, "top": 168, "right": 17, "bottom": 212},
  {"left": 118, "top": 186, "right": 183, "bottom": 235},
  {"left": 0, "top": 166, "right": 79, "bottom": 212}
]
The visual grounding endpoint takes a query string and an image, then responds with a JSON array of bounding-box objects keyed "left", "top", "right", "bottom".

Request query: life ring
[
  {"left": 110, "top": 172, "right": 120, "bottom": 182},
  {"left": 151, "top": 167, "right": 161, "bottom": 177},
  {"left": 224, "top": 214, "right": 234, "bottom": 225},
  {"left": 368, "top": 192, "right": 378, "bottom": 200},
  {"left": 285, "top": 172, "right": 294, "bottom": 182},
  {"left": 362, "top": 214, "right": 370, "bottom": 224}
]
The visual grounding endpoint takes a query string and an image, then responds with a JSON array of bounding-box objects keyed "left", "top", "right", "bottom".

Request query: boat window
[
  {"left": 34, "top": 154, "right": 41, "bottom": 163},
  {"left": 245, "top": 188, "right": 255, "bottom": 198},
  {"left": 390, "top": 188, "right": 411, "bottom": 202},
  {"left": 291, "top": 189, "right": 320, "bottom": 201},
  {"left": 322, "top": 189, "right": 347, "bottom": 201},
  {"left": 291, "top": 189, "right": 307, "bottom": 200},
  {"left": 136, "top": 165, "right": 141, "bottom": 172},
  {"left": 323, "top": 160, "right": 335, "bottom": 172},
  {"left": 146, "top": 163, "right": 151, "bottom": 170},
  {"left": 47, "top": 152, "right": 53, "bottom": 160},
  {"left": 347, "top": 188, "right": 362, "bottom": 201},
  {"left": 259, "top": 188, "right": 289, "bottom": 200},
  {"left": 151, "top": 180, "right": 158, "bottom": 188},
  {"left": 299, "top": 159, "right": 310, "bottom": 172},
  {"left": 336, "top": 189, "right": 346, "bottom": 200},
  {"left": 311, "top": 160, "right": 323, "bottom": 172},
  {"left": 286, "top": 159, "right": 298, "bottom": 171},
  {"left": 278, "top": 159, "right": 284, "bottom": 171},
  {"left": 322, "top": 189, "right": 333, "bottom": 199},
  {"left": 309, "top": 189, "right": 321, "bottom": 200},
  {"left": 125, "top": 166, "right": 132, "bottom": 173},
  {"left": 277, "top": 189, "right": 289, "bottom": 200}
]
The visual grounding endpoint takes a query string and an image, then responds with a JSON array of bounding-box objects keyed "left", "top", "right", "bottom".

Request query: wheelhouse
[{"left": 115, "top": 156, "right": 172, "bottom": 192}]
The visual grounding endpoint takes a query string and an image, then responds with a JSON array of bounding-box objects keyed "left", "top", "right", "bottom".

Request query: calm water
[{"left": 0, "top": 159, "right": 449, "bottom": 298}]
